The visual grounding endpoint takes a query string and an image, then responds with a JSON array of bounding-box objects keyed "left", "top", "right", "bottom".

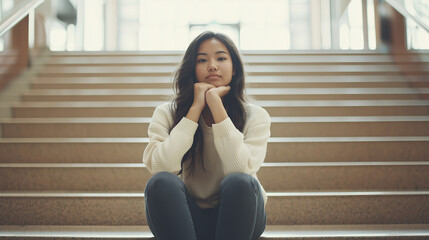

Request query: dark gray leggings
[{"left": 144, "top": 172, "right": 266, "bottom": 240}]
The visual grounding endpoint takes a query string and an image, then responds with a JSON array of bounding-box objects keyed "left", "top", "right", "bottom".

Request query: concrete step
[
  {"left": 36, "top": 64, "right": 429, "bottom": 77},
  {"left": 42, "top": 54, "right": 401, "bottom": 65},
  {"left": 2, "top": 116, "right": 429, "bottom": 138},
  {"left": 18, "top": 88, "right": 429, "bottom": 101},
  {"left": 1, "top": 162, "right": 428, "bottom": 192},
  {"left": 1, "top": 191, "right": 428, "bottom": 225},
  {"left": 0, "top": 137, "right": 427, "bottom": 163},
  {"left": 1, "top": 224, "right": 429, "bottom": 239},
  {"left": 43, "top": 50, "right": 390, "bottom": 56},
  {"left": 42, "top": 51, "right": 429, "bottom": 64},
  {"left": 29, "top": 75, "right": 429, "bottom": 89},
  {"left": 10, "top": 100, "right": 429, "bottom": 118}
]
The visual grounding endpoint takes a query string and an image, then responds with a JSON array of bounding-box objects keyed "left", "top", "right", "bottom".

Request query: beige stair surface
[
  {"left": 1, "top": 162, "right": 429, "bottom": 191},
  {"left": 1, "top": 191, "right": 429, "bottom": 225},
  {"left": 1, "top": 50, "right": 429, "bottom": 239},
  {"left": 37, "top": 64, "right": 429, "bottom": 77},
  {"left": 0, "top": 137, "right": 428, "bottom": 163},
  {"left": 10, "top": 100, "right": 429, "bottom": 117},
  {"left": 29, "top": 75, "right": 429, "bottom": 89},
  {"left": 42, "top": 50, "right": 429, "bottom": 64},
  {"left": 1, "top": 224, "right": 429, "bottom": 240},
  {"left": 41, "top": 53, "right": 412, "bottom": 65},
  {"left": 2, "top": 116, "right": 429, "bottom": 138},
  {"left": 15, "top": 87, "right": 429, "bottom": 101}
]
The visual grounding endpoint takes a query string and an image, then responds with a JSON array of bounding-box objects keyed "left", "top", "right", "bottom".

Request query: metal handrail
[
  {"left": 385, "top": 0, "right": 429, "bottom": 33},
  {"left": 0, "top": 0, "right": 45, "bottom": 37}
]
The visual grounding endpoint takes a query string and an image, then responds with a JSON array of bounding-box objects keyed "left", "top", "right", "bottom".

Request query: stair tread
[
  {"left": 1, "top": 136, "right": 428, "bottom": 143},
  {"left": 21, "top": 88, "right": 429, "bottom": 95},
  {"left": 31, "top": 75, "right": 423, "bottom": 83},
  {"left": 43, "top": 55, "right": 429, "bottom": 64},
  {"left": 2, "top": 116, "right": 429, "bottom": 123},
  {"left": 11, "top": 99, "right": 429, "bottom": 107},
  {"left": 1, "top": 224, "right": 429, "bottom": 238},
  {"left": 38, "top": 64, "right": 429, "bottom": 73},
  {"left": 1, "top": 190, "right": 429, "bottom": 197},
  {"left": 45, "top": 50, "right": 389, "bottom": 55},
  {"left": 2, "top": 161, "right": 429, "bottom": 168}
]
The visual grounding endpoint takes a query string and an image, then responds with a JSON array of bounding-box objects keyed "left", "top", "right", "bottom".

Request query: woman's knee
[
  {"left": 145, "top": 171, "right": 183, "bottom": 196},
  {"left": 220, "top": 172, "right": 259, "bottom": 196}
]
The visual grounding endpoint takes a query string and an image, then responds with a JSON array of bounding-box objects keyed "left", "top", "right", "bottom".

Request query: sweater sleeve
[
  {"left": 212, "top": 105, "right": 271, "bottom": 175},
  {"left": 142, "top": 103, "right": 198, "bottom": 174}
]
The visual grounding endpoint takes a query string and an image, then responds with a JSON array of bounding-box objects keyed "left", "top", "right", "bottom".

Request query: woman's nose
[{"left": 208, "top": 62, "right": 218, "bottom": 71}]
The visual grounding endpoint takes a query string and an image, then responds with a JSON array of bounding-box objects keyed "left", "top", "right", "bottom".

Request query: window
[{"left": 46, "top": 0, "right": 388, "bottom": 51}]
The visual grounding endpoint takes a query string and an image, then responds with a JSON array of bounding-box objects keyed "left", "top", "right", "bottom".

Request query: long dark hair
[{"left": 171, "top": 31, "right": 247, "bottom": 175}]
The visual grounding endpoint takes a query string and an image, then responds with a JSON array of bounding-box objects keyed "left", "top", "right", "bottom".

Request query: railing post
[
  {"left": 11, "top": 16, "right": 30, "bottom": 68},
  {"left": 374, "top": 0, "right": 407, "bottom": 53},
  {"left": 330, "top": 0, "right": 341, "bottom": 49},
  {"left": 362, "top": 0, "right": 369, "bottom": 50},
  {"left": 0, "top": 16, "right": 29, "bottom": 90}
]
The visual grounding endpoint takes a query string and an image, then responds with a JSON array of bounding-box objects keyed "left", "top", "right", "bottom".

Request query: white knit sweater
[{"left": 143, "top": 101, "right": 271, "bottom": 208}]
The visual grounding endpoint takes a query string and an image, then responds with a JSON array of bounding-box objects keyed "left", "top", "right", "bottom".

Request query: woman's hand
[
  {"left": 206, "top": 85, "right": 231, "bottom": 123},
  {"left": 192, "top": 82, "right": 216, "bottom": 110},
  {"left": 186, "top": 82, "right": 215, "bottom": 123},
  {"left": 205, "top": 85, "right": 231, "bottom": 106}
]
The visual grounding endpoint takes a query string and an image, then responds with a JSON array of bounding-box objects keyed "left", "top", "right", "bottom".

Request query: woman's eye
[
  {"left": 197, "top": 59, "right": 207, "bottom": 63},
  {"left": 218, "top": 57, "right": 227, "bottom": 61}
]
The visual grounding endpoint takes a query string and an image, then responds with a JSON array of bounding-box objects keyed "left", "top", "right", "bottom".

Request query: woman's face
[{"left": 195, "top": 38, "right": 234, "bottom": 87}]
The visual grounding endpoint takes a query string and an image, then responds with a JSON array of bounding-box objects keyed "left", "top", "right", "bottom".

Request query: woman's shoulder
[
  {"left": 151, "top": 101, "right": 175, "bottom": 121},
  {"left": 156, "top": 101, "right": 173, "bottom": 110},
  {"left": 244, "top": 102, "right": 271, "bottom": 123}
]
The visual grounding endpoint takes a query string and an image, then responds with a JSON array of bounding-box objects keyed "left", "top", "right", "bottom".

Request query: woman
[{"left": 143, "top": 31, "right": 271, "bottom": 240}]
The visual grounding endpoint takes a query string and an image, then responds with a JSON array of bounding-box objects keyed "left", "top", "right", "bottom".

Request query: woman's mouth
[{"left": 207, "top": 74, "right": 221, "bottom": 80}]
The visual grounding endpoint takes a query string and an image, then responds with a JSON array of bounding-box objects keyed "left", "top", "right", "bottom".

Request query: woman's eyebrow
[
  {"left": 197, "top": 51, "right": 228, "bottom": 56},
  {"left": 216, "top": 51, "right": 228, "bottom": 55}
]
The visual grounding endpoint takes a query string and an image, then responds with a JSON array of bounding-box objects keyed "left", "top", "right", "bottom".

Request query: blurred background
[{"left": 1, "top": 0, "right": 428, "bottom": 52}]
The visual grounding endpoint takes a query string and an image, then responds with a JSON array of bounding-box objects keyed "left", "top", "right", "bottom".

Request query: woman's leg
[
  {"left": 145, "top": 172, "right": 198, "bottom": 240},
  {"left": 215, "top": 173, "right": 267, "bottom": 240}
]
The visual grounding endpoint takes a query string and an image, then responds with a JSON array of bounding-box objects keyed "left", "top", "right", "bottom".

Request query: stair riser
[
  {"left": 12, "top": 106, "right": 429, "bottom": 118},
  {"left": 37, "top": 72, "right": 427, "bottom": 77},
  {"left": 266, "top": 194, "right": 429, "bottom": 225},
  {"left": 0, "top": 236, "right": 427, "bottom": 240},
  {"left": 1, "top": 165, "right": 428, "bottom": 191},
  {"left": 40, "top": 55, "right": 405, "bottom": 64},
  {"left": 43, "top": 53, "right": 429, "bottom": 61},
  {"left": 0, "top": 197, "right": 146, "bottom": 225},
  {"left": 3, "top": 121, "right": 429, "bottom": 138},
  {"left": 30, "top": 81, "right": 429, "bottom": 89},
  {"left": 30, "top": 74, "right": 429, "bottom": 83},
  {"left": 1, "top": 195, "right": 428, "bottom": 225},
  {"left": 269, "top": 141, "right": 429, "bottom": 162},
  {"left": 20, "top": 94, "right": 425, "bottom": 101},
  {"left": 0, "top": 141, "right": 428, "bottom": 163},
  {"left": 37, "top": 64, "right": 429, "bottom": 75},
  {"left": 265, "top": 106, "right": 429, "bottom": 117}
]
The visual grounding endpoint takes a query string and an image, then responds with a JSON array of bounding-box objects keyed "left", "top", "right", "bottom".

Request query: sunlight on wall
[
  {"left": 340, "top": 0, "right": 364, "bottom": 50},
  {"left": 83, "top": 0, "right": 104, "bottom": 50},
  {"left": 137, "top": 0, "right": 290, "bottom": 50},
  {"left": 405, "top": 0, "right": 429, "bottom": 49},
  {"left": 0, "top": 0, "right": 15, "bottom": 51},
  {"left": 49, "top": 21, "right": 67, "bottom": 51},
  {"left": 367, "top": 0, "right": 377, "bottom": 50},
  {"left": 43, "top": 0, "right": 429, "bottom": 51},
  {"left": 349, "top": 0, "right": 364, "bottom": 49}
]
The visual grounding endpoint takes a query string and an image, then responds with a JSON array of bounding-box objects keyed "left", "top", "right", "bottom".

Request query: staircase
[{"left": 1, "top": 50, "right": 429, "bottom": 239}]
